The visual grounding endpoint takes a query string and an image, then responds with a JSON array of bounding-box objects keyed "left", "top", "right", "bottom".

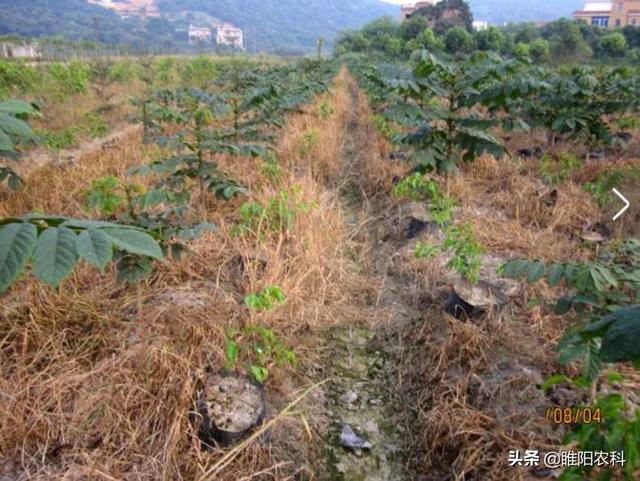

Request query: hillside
[
  {"left": 0, "top": 0, "right": 398, "bottom": 53},
  {"left": 0, "top": 0, "right": 143, "bottom": 45},
  {"left": 156, "top": 0, "right": 399, "bottom": 52},
  {"left": 468, "top": 0, "right": 583, "bottom": 24}
]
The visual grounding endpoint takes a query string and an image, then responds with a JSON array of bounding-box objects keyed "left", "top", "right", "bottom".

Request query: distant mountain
[
  {"left": 155, "top": 0, "right": 399, "bottom": 52},
  {"left": 467, "top": 0, "right": 583, "bottom": 25},
  {"left": 0, "top": 0, "right": 143, "bottom": 45},
  {"left": 0, "top": 0, "right": 399, "bottom": 53}
]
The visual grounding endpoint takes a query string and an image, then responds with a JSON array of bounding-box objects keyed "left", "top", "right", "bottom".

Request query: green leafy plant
[
  {"left": 39, "top": 126, "right": 81, "bottom": 151},
  {"left": 261, "top": 151, "right": 283, "bottom": 184},
  {"left": 382, "top": 51, "right": 520, "bottom": 174},
  {"left": 583, "top": 166, "right": 640, "bottom": 207},
  {"left": 503, "top": 239, "right": 640, "bottom": 383},
  {"left": 84, "top": 112, "right": 108, "bottom": 139},
  {"left": 82, "top": 175, "right": 145, "bottom": 218},
  {"left": 371, "top": 113, "right": 397, "bottom": 138},
  {"left": 393, "top": 173, "right": 456, "bottom": 225},
  {"left": 538, "top": 152, "right": 582, "bottom": 185},
  {"left": 316, "top": 99, "right": 334, "bottom": 120},
  {"left": 91, "top": 58, "right": 117, "bottom": 106},
  {"left": 559, "top": 389, "right": 640, "bottom": 481},
  {"left": 443, "top": 223, "right": 484, "bottom": 284},
  {"left": 522, "top": 65, "right": 640, "bottom": 159},
  {"left": 225, "top": 325, "right": 297, "bottom": 384},
  {"left": 414, "top": 242, "right": 440, "bottom": 259},
  {"left": 129, "top": 90, "right": 254, "bottom": 213},
  {"left": 237, "top": 186, "right": 315, "bottom": 236},
  {"left": 393, "top": 172, "right": 439, "bottom": 201},
  {"left": 46, "top": 61, "right": 90, "bottom": 101},
  {"left": 0, "top": 215, "right": 164, "bottom": 293},
  {"left": 0, "top": 99, "right": 38, "bottom": 189},
  {"left": 244, "top": 285, "right": 286, "bottom": 311},
  {"left": 180, "top": 56, "right": 219, "bottom": 91},
  {"left": 296, "top": 128, "right": 319, "bottom": 158},
  {"left": 616, "top": 116, "right": 639, "bottom": 130}
]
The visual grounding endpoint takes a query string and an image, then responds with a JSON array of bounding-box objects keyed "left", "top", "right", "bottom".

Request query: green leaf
[
  {"left": 101, "top": 227, "right": 163, "bottom": 260},
  {"left": 248, "top": 365, "right": 268, "bottom": 383},
  {"left": 582, "top": 341, "right": 603, "bottom": 384},
  {"left": 0, "top": 113, "right": 32, "bottom": 139},
  {"left": 33, "top": 227, "right": 79, "bottom": 287},
  {"left": 7, "top": 170, "right": 22, "bottom": 189},
  {"left": 75, "top": 229, "right": 113, "bottom": 270},
  {"left": 0, "top": 128, "right": 14, "bottom": 153},
  {"left": 226, "top": 340, "right": 238, "bottom": 369},
  {"left": 0, "top": 99, "right": 37, "bottom": 116},
  {"left": 115, "top": 254, "right": 153, "bottom": 283},
  {"left": 0, "top": 222, "right": 37, "bottom": 293},
  {"left": 502, "top": 259, "right": 529, "bottom": 279},
  {"left": 546, "top": 263, "right": 564, "bottom": 286},
  {"left": 599, "top": 305, "right": 640, "bottom": 363},
  {"left": 527, "top": 260, "right": 545, "bottom": 283},
  {"left": 606, "top": 371, "right": 624, "bottom": 383},
  {"left": 590, "top": 265, "right": 618, "bottom": 291},
  {"left": 541, "top": 374, "right": 569, "bottom": 392},
  {"left": 555, "top": 297, "right": 573, "bottom": 315}
]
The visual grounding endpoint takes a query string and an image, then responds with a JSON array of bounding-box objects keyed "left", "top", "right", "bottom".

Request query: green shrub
[
  {"left": 225, "top": 323, "right": 296, "bottom": 384},
  {"left": 296, "top": 128, "right": 319, "bottom": 158},
  {"left": 443, "top": 223, "right": 484, "bottom": 284},
  {"left": 83, "top": 112, "right": 108, "bottom": 138},
  {"left": 538, "top": 153, "right": 582, "bottom": 185},
  {"left": 46, "top": 61, "right": 91, "bottom": 100},
  {"left": 180, "top": 56, "right": 219, "bottom": 90},
  {"left": 0, "top": 60, "right": 38, "bottom": 99},
  {"left": 107, "top": 60, "right": 138, "bottom": 83},
  {"left": 38, "top": 126, "right": 81, "bottom": 151},
  {"left": 445, "top": 26, "right": 475, "bottom": 54},
  {"left": 583, "top": 166, "right": 640, "bottom": 207}
]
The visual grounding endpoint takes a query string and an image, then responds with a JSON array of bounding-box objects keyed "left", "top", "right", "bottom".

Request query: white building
[
  {"left": 216, "top": 24, "right": 244, "bottom": 49},
  {"left": 472, "top": 20, "right": 489, "bottom": 31},
  {"left": 0, "top": 42, "right": 41, "bottom": 59},
  {"left": 188, "top": 25, "right": 212, "bottom": 44}
]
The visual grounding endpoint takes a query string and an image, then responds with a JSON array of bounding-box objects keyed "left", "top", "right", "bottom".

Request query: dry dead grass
[
  {"left": 450, "top": 155, "right": 597, "bottom": 262},
  {"left": 0, "top": 72, "right": 369, "bottom": 480},
  {"left": 31, "top": 81, "right": 143, "bottom": 134}
]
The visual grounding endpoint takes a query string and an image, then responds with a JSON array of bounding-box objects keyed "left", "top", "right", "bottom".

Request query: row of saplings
[
  {"left": 349, "top": 50, "right": 640, "bottom": 480},
  {"left": 0, "top": 59, "right": 337, "bottom": 450}
]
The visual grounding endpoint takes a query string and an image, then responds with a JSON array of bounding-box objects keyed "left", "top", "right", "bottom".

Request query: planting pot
[
  {"left": 517, "top": 146, "right": 544, "bottom": 159},
  {"left": 444, "top": 279, "right": 510, "bottom": 321},
  {"left": 196, "top": 370, "right": 267, "bottom": 448},
  {"left": 398, "top": 201, "right": 444, "bottom": 239},
  {"left": 580, "top": 222, "right": 611, "bottom": 243},
  {"left": 444, "top": 287, "right": 483, "bottom": 320}
]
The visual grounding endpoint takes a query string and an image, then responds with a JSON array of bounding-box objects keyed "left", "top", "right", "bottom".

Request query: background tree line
[{"left": 334, "top": 0, "right": 640, "bottom": 64}]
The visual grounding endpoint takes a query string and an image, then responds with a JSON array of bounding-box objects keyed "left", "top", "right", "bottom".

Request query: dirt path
[{"left": 317, "top": 73, "right": 424, "bottom": 481}]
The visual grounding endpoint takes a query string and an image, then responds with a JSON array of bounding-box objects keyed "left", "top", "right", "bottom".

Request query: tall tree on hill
[{"left": 412, "top": 0, "right": 473, "bottom": 35}]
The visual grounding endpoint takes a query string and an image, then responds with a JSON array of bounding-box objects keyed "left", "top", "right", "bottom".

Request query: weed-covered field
[{"left": 0, "top": 50, "right": 639, "bottom": 481}]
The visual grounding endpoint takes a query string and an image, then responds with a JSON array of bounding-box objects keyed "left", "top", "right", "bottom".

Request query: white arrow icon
[{"left": 612, "top": 188, "right": 630, "bottom": 221}]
